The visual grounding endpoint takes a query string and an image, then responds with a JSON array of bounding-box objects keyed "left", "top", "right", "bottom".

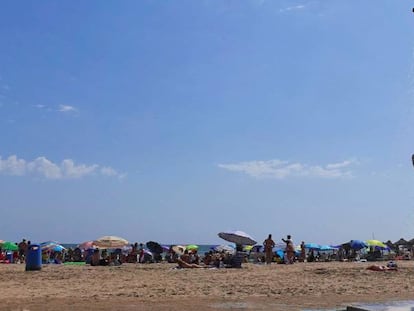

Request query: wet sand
[{"left": 1, "top": 261, "right": 413, "bottom": 310}]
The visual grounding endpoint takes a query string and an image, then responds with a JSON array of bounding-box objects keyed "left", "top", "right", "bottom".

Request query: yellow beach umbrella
[{"left": 366, "top": 240, "right": 387, "bottom": 248}]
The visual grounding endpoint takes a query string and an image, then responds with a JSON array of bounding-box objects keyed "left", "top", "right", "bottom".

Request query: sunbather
[
  {"left": 177, "top": 258, "right": 204, "bottom": 268},
  {"left": 367, "top": 264, "right": 397, "bottom": 271}
]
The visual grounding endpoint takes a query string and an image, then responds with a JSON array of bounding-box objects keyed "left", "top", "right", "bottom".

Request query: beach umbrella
[
  {"left": 366, "top": 240, "right": 387, "bottom": 249},
  {"left": 215, "top": 245, "right": 235, "bottom": 253},
  {"left": 275, "top": 249, "right": 284, "bottom": 259},
  {"left": 186, "top": 244, "right": 199, "bottom": 251},
  {"left": 40, "top": 241, "right": 66, "bottom": 252},
  {"left": 146, "top": 241, "right": 163, "bottom": 254},
  {"left": 350, "top": 240, "right": 368, "bottom": 250},
  {"left": 1, "top": 241, "right": 18, "bottom": 251},
  {"left": 40, "top": 241, "right": 60, "bottom": 250},
  {"left": 161, "top": 245, "right": 170, "bottom": 252},
  {"left": 319, "top": 245, "right": 336, "bottom": 251},
  {"left": 172, "top": 245, "right": 186, "bottom": 255},
  {"left": 78, "top": 241, "right": 95, "bottom": 250},
  {"left": 53, "top": 245, "right": 66, "bottom": 252},
  {"left": 304, "top": 243, "right": 321, "bottom": 250},
  {"left": 394, "top": 238, "right": 408, "bottom": 246},
  {"left": 93, "top": 236, "right": 129, "bottom": 249},
  {"left": 218, "top": 230, "right": 257, "bottom": 246}
]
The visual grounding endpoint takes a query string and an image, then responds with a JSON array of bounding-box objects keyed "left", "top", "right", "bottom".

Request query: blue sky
[{"left": 1, "top": 0, "right": 414, "bottom": 246}]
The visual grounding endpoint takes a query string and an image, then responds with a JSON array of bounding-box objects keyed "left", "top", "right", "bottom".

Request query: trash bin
[
  {"left": 85, "top": 248, "right": 94, "bottom": 264},
  {"left": 26, "top": 244, "right": 42, "bottom": 271},
  {"left": 6, "top": 252, "right": 13, "bottom": 263}
]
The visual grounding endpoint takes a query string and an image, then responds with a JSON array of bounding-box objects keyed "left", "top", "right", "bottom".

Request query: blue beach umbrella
[
  {"left": 304, "top": 243, "right": 321, "bottom": 250},
  {"left": 350, "top": 240, "right": 368, "bottom": 250},
  {"left": 52, "top": 245, "right": 66, "bottom": 252},
  {"left": 319, "top": 245, "right": 336, "bottom": 251},
  {"left": 275, "top": 249, "right": 284, "bottom": 259},
  {"left": 40, "top": 241, "right": 59, "bottom": 250}
]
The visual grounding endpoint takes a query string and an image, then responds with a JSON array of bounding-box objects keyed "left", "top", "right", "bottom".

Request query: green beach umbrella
[
  {"left": 1, "top": 241, "right": 18, "bottom": 251},
  {"left": 186, "top": 244, "right": 199, "bottom": 251}
]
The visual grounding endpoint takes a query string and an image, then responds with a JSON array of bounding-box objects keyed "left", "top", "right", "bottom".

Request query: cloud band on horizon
[
  {"left": 218, "top": 159, "right": 356, "bottom": 179},
  {"left": 0, "top": 155, "right": 125, "bottom": 180}
]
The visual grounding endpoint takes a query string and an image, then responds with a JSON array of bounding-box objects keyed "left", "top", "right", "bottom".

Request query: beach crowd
[{"left": 1, "top": 234, "right": 413, "bottom": 269}]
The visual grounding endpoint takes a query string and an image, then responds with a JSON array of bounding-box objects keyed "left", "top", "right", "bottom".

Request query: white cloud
[
  {"left": 0, "top": 155, "right": 26, "bottom": 176},
  {"left": 100, "top": 167, "right": 118, "bottom": 176},
  {"left": 218, "top": 159, "right": 356, "bottom": 179},
  {"left": 58, "top": 105, "right": 77, "bottom": 112},
  {"left": 34, "top": 104, "right": 46, "bottom": 109},
  {"left": 0, "top": 155, "right": 124, "bottom": 180},
  {"left": 279, "top": 4, "right": 306, "bottom": 13},
  {"left": 62, "top": 159, "right": 98, "bottom": 178},
  {"left": 101, "top": 167, "right": 127, "bottom": 179},
  {"left": 27, "top": 157, "right": 62, "bottom": 179}
]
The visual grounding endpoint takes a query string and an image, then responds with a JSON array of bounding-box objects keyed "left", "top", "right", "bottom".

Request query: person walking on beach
[
  {"left": 299, "top": 241, "right": 306, "bottom": 262},
  {"left": 282, "top": 235, "right": 295, "bottom": 264},
  {"left": 263, "top": 234, "right": 275, "bottom": 264},
  {"left": 18, "top": 239, "right": 27, "bottom": 262}
]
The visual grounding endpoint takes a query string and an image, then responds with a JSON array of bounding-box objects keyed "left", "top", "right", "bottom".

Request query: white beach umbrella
[
  {"left": 214, "top": 245, "right": 235, "bottom": 254},
  {"left": 218, "top": 230, "right": 257, "bottom": 246},
  {"left": 93, "top": 236, "right": 129, "bottom": 249}
]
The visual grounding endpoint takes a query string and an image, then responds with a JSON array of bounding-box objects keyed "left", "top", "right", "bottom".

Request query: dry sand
[{"left": 1, "top": 261, "right": 413, "bottom": 310}]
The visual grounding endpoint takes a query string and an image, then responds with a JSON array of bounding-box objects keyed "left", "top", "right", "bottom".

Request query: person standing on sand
[
  {"left": 263, "top": 234, "right": 275, "bottom": 264},
  {"left": 299, "top": 241, "right": 306, "bottom": 262},
  {"left": 18, "top": 239, "right": 27, "bottom": 262},
  {"left": 282, "top": 235, "right": 295, "bottom": 264}
]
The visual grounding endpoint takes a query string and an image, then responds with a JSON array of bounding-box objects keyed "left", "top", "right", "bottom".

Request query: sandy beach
[{"left": 1, "top": 261, "right": 413, "bottom": 310}]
